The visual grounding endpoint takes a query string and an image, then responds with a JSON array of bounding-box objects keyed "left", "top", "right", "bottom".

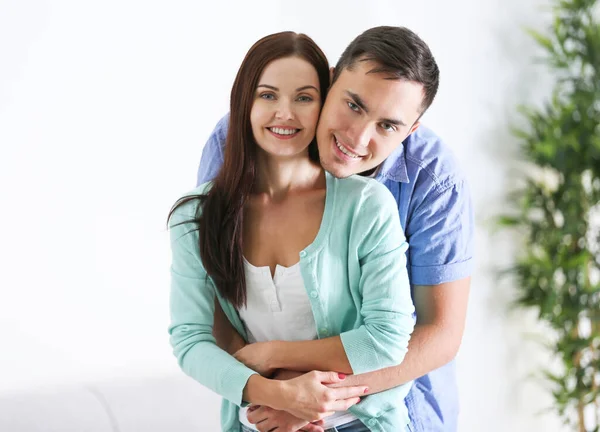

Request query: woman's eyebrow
[{"left": 257, "top": 84, "right": 319, "bottom": 92}]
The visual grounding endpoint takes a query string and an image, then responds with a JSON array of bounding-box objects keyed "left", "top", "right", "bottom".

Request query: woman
[{"left": 168, "top": 32, "right": 415, "bottom": 432}]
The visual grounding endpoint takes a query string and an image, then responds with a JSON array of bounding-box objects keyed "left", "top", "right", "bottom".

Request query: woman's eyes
[
  {"left": 260, "top": 93, "right": 275, "bottom": 100},
  {"left": 258, "top": 93, "right": 314, "bottom": 102}
]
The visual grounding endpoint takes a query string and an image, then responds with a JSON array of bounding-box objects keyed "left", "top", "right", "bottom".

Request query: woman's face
[{"left": 250, "top": 56, "right": 322, "bottom": 159}]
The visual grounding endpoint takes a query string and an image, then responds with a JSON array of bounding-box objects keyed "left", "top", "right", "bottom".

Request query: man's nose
[{"left": 348, "top": 121, "right": 371, "bottom": 149}]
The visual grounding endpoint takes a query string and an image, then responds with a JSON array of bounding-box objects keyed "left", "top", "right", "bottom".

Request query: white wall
[{"left": 0, "top": 0, "right": 567, "bottom": 431}]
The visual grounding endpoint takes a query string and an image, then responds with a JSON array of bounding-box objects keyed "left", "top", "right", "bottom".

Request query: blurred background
[{"left": 1, "top": 0, "right": 597, "bottom": 431}]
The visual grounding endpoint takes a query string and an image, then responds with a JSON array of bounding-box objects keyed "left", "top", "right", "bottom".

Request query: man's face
[{"left": 316, "top": 60, "right": 424, "bottom": 178}]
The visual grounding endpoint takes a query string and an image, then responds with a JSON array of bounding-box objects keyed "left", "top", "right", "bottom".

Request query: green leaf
[{"left": 526, "top": 28, "right": 556, "bottom": 53}]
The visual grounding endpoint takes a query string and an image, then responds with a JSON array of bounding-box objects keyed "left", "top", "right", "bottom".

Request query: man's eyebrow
[
  {"left": 257, "top": 84, "right": 319, "bottom": 92},
  {"left": 346, "top": 90, "right": 406, "bottom": 127},
  {"left": 381, "top": 116, "right": 406, "bottom": 127}
]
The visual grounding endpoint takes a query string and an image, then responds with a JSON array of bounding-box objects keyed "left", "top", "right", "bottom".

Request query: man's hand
[
  {"left": 234, "top": 342, "right": 276, "bottom": 376},
  {"left": 247, "top": 405, "right": 325, "bottom": 432}
]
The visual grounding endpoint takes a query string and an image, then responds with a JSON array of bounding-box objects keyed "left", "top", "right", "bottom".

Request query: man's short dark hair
[{"left": 333, "top": 26, "right": 440, "bottom": 115}]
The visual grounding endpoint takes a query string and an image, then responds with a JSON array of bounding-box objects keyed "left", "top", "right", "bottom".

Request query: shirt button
[
  {"left": 368, "top": 419, "right": 377, "bottom": 426},
  {"left": 299, "top": 250, "right": 307, "bottom": 258},
  {"left": 310, "top": 291, "right": 319, "bottom": 298}
]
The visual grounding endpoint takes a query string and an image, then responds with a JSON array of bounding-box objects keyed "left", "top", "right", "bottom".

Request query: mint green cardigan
[{"left": 168, "top": 172, "right": 415, "bottom": 432}]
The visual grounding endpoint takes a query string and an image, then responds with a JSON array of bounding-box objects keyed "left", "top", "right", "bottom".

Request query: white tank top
[{"left": 238, "top": 258, "right": 358, "bottom": 430}]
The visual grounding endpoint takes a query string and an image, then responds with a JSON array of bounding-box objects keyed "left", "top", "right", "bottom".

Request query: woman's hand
[
  {"left": 234, "top": 342, "right": 276, "bottom": 376},
  {"left": 276, "top": 371, "right": 367, "bottom": 422},
  {"left": 245, "top": 369, "right": 325, "bottom": 431}
]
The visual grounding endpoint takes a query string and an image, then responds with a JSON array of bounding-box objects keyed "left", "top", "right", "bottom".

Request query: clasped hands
[{"left": 233, "top": 342, "right": 367, "bottom": 432}]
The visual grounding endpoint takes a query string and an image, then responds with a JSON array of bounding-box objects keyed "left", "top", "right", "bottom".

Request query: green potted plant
[{"left": 498, "top": 0, "right": 600, "bottom": 430}]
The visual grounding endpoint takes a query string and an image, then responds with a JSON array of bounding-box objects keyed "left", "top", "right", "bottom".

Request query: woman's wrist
[{"left": 242, "top": 374, "right": 287, "bottom": 409}]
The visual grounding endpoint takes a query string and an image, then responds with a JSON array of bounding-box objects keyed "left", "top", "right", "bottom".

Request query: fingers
[
  {"left": 247, "top": 406, "right": 273, "bottom": 425},
  {"left": 315, "top": 370, "right": 348, "bottom": 384},
  {"left": 301, "top": 423, "right": 325, "bottom": 432},
  {"left": 317, "top": 411, "right": 335, "bottom": 420},
  {"left": 255, "top": 419, "right": 276, "bottom": 432},
  {"left": 326, "top": 385, "right": 368, "bottom": 401},
  {"left": 324, "top": 397, "right": 361, "bottom": 413},
  {"left": 251, "top": 412, "right": 276, "bottom": 432},
  {"left": 250, "top": 407, "right": 313, "bottom": 432}
]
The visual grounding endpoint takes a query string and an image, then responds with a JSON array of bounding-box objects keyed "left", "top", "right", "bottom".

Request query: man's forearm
[
  {"left": 329, "top": 323, "right": 459, "bottom": 393},
  {"left": 270, "top": 336, "right": 353, "bottom": 374},
  {"left": 213, "top": 298, "right": 247, "bottom": 354},
  {"left": 340, "top": 279, "right": 470, "bottom": 393},
  {"left": 226, "top": 332, "right": 247, "bottom": 355}
]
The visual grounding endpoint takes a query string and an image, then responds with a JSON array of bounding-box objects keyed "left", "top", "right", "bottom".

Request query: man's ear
[
  {"left": 407, "top": 121, "right": 421, "bottom": 138},
  {"left": 328, "top": 67, "right": 335, "bottom": 88}
]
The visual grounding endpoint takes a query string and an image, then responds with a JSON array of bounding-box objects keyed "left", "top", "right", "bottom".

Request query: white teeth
[
  {"left": 270, "top": 127, "right": 298, "bottom": 135},
  {"left": 335, "top": 136, "right": 361, "bottom": 158}
]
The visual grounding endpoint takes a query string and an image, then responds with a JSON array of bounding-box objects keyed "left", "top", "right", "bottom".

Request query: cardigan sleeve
[
  {"left": 339, "top": 181, "right": 415, "bottom": 374},
  {"left": 168, "top": 195, "right": 257, "bottom": 405}
]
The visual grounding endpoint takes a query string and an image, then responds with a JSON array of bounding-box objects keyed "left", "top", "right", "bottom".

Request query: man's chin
[
  {"left": 320, "top": 159, "right": 352, "bottom": 179},
  {"left": 326, "top": 169, "right": 352, "bottom": 179}
]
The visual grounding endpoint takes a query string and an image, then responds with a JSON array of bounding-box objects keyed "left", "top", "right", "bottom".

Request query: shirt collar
[{"left": 376, "top": 139, "right": 409, "bottom": 183}]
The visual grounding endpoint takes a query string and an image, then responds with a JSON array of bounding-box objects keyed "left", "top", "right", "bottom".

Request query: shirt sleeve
[
  {"left": 168, "top": 199, "right": 257, "bottom": 406},
  {"left": 407, "top": 179, "right": 474, "bottom": 286},
  {"left": 339, "top": 181, "right": 416, "bottom": 375},
  {"left": 196, "top": 114, "right": 229, "bottom": 186}
]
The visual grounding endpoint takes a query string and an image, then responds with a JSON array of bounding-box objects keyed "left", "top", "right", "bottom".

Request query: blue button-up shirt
[{"left": 197, "top": 114, "right": 474, "bottom": 432}]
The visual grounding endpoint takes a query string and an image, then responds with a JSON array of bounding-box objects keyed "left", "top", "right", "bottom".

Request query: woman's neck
[{"left": 253, "top": 151, "right": 324, "bottom": 201}]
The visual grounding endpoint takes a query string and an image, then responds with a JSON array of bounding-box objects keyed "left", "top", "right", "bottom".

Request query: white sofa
[{"left": 0, "top": 375, "right": 222, "bottom": 432}]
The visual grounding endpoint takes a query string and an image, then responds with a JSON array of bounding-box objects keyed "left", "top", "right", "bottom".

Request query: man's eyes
[
  {"left": 380, "top": 122, "right": 396, "bottom": 132},
  {"left": 347, "top": 100, "right": 397, "bottom": 132},
  {"left": 347, "top": 101, "right": 360, "bottom": 112}
]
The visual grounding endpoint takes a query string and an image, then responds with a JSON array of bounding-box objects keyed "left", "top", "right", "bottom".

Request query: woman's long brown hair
[{"left": 168, "top": 32, "right": 330, "bottom": 308}]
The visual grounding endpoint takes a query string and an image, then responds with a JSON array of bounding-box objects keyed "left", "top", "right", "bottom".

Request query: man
[{"left": 197, "top": 26, "right": 473, "bottom": 432}]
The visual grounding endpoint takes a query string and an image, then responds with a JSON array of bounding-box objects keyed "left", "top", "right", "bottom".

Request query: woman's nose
[{"left": 275, "top": 100, "right": 294, "bottom": 120}]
